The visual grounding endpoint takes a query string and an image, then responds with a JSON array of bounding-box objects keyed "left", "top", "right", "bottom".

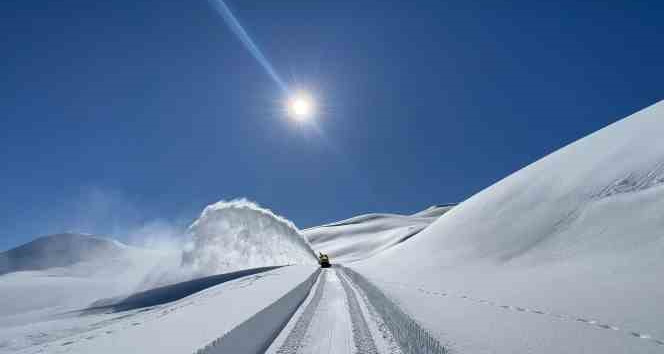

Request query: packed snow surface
[
  {"left": 303, "top": 205, "right": 453, "bottom": 263},
  {"left": 0, "top": 266, "right": 317, "bottom": 354},
  {"left": 355, "top": 100, "right": 664, "bottom": 353},
  {"left": 267, "top": 267, "right": 443, "bottom": 354}
]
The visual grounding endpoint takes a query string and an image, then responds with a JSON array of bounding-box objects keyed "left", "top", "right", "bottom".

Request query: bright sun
[{"left": 287, "top": 92, "right": 315, "bottom": 121}]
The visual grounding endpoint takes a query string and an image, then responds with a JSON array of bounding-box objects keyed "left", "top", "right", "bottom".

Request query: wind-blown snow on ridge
[{"left": 180, "top": 199, "right": 316, "bottom": 278}]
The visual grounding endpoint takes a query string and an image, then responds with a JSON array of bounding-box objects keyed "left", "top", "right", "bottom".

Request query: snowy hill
[
  {"left": 0, "top": 234, "right": 168, "bottom": 331},
  {"left": 355, "top": 100, "right": 664, "bottom": 353},
  {"left": 303, "top": 205, "right": 455, "bottom": 263},
  {"left": 0, "top": 233, "right": 127, "bottom": 275}
]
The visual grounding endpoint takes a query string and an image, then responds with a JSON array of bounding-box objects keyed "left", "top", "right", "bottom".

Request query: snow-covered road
[
  {"left": 271, "top": 269, "right": 355, "bottom": 353},
  {"left": 267, "top": 267, "right": 444, "bottom": 354}
]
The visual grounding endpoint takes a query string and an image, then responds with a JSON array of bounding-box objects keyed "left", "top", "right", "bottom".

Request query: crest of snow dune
[{"left": 180, "top": 199, "right": 316, "bottom": 277}]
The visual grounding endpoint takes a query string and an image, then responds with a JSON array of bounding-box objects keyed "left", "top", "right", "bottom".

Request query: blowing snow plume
[{"left": 180, "top": 199, "right": 316, "bottom": 277}]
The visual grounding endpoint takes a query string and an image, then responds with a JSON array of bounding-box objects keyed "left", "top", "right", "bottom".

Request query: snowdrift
[
  {"left": 180, "top": 199, "right": 316, "bottom": 278},
  {"left": 356, "top": 100, "right": 664, "bottom": 353}
]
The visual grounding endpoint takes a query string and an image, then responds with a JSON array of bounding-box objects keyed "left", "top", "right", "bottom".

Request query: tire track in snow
[
  {"left": 272, "top": 268, "right": 381, "bottom": 354},
  {"left": 342, "top": 268, "right": 447, "bottom": 354},
  {"left": 275, "top": 271, "right": 327, "bottom": 353},
  {"left": 337, "top": 269, "right": 402, "bottom": 354},
  {"left": 375, "top": 278, "right": 664, "bottom": 348},
  {"left": 337, "top": 269, "right": 379, "bottom": 354}
]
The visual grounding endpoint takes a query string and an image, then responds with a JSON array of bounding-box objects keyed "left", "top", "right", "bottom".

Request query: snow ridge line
[
  {"left": 376, "top": 278, "right": 664, "bottom": 347},
  {"left": 341, "top": 267, "right": 448, "bottom": 354},
  {"left": 194, "top": 268, "right": 320, "bottom": 354},
  {"left": 337, "top": 268, "right": 379, "bottom": 354},
  {"left": 275, "top": 271, "right": 327, "bottom": 353}
]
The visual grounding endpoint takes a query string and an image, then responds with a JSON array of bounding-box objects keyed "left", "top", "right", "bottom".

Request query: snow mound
[
  {"left": 180, "top": 199, "right": 316, "bottom": 278},
  {"left": 0, "top": 233, "right": 126, "bottom": 275}
]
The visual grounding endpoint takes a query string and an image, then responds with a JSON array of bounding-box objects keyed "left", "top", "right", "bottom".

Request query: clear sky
[{"left": 1, "top": 0, "right": 662, "bottom": 250}]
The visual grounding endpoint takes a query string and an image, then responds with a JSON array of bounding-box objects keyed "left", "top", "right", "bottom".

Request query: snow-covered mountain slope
[
  {"left": 0, "top": 234, "right": 168, "bottom": 328},
  {"left": 303, "top": 205, "right": 454, "bottom": 263},
  {"left": 355, "top": 100, "right": 664, "bottom": 353},
  {"left": 0, "top": 233, "right": 127, "bottom": 275}
]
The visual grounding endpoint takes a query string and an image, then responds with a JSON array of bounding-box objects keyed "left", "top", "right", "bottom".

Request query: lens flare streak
[{"left": 208, "top": 0, "right": 288, "bottom": 91}]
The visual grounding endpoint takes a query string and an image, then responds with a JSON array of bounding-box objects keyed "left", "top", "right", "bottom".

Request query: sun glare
[{"left": 287, "top": 92, "right": 315, "bottom": 121}]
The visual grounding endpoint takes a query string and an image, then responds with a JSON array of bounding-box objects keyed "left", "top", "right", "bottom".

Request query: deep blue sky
[{"left": 1, "top": 0, "right": 662, "bottom": 250}]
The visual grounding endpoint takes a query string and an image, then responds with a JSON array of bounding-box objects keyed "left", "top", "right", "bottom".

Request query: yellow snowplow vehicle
[{"left": 318, "top": 252, "right": 331, "bottom": 268}]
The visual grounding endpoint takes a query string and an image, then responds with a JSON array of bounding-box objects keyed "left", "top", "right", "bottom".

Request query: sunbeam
[{"left": 208, "top": 0, "right": 288, "bottom": 92}]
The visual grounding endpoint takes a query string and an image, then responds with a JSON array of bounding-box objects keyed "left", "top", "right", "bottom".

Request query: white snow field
[
  {"left": 303, "top": 205, "right": 454, "bottom": 263},
  {"left": 1, "top": 266, "right": 317, "bottom": 354},
  {"left": 354, "top": 100, "right": 664, "bottom": 353},
  {"left": 0, "top": 234, "right": 168, "bottom": 329}
]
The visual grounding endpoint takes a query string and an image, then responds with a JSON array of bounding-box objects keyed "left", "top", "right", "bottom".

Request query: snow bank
[
  {"left": 88, "top": 266, "right": 284, "bottom": 312},
  {"left": 196, "top": 269, "right": 319, "bottom": 354},
  {"left": 181, "top": 199, "right": 316, "bottom": 278}
]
